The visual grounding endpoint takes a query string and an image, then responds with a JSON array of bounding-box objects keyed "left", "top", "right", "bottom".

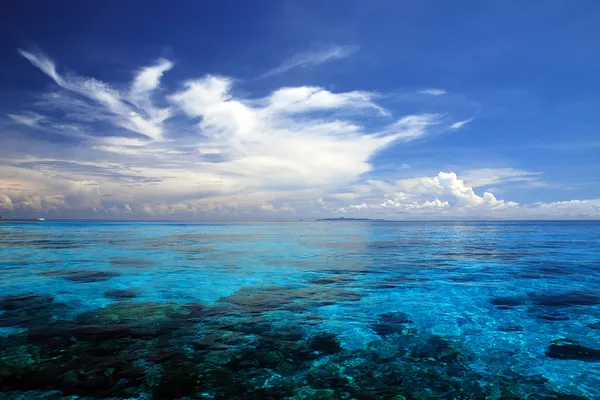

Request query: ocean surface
[{"left": 1, "top": 220, "right": 599, "bottom": 399}]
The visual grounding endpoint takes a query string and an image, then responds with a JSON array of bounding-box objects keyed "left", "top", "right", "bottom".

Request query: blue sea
[{"left": 1, "top": 220, "right": 599, "bottom": 399}]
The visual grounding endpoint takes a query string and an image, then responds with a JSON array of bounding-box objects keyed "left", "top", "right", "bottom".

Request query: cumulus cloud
[
  {"left": 0, "top": 194, "right": 14, "bottom": 210},
  {"left": 333, "top": 171, "right": 600, "bottom": 219}
]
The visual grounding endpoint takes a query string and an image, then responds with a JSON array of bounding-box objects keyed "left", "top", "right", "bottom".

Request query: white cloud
[
  {"left": 461, "top": 168, "right": 544, "bottom": 188},
  {"left": 258, "top": 44, "right": 358, "bottom": 78},
  {"left": 386, "top": 172, "right": 516, "bottom": 208},
  {"left": 0, "top": 194, "right": 14, "bottom": 210},
  {"left": 381, "top": 114, "right": 441, "bottom": 141},
  {"left": 18, "top": 49, "right": 170, "bottom": 141},
  {"left": 130, "top": 58, "right": 173, "bottom": 98},
  {"left": 450, "top": 118, "right": 473, "bottom": 130},
  {"left": 7, "top": 112, "right": 47, "bottom": 128},
  {"left": 5, "top": 51, "right": 456, "bottom": 217},
  {"left": 331, "top": 171, "right": 600, "bottom": 219},
  {"left": 266, "top": 86, "right": 387, "bottom": 115},
  {"left": 3, "top": 49, "right": 598, "bottom": 220},
  {"left": 418, "top": 88, "right": 447, "bottom": 96}
]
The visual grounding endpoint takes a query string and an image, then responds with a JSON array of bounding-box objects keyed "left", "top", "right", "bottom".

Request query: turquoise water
[{"left": 1, "top": 221, "right": 599, "bottom": 399}]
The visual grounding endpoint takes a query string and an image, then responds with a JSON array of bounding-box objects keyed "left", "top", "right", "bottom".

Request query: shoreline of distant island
[{"left": 315, "top": 217, "right": 386, "bottom": 221}]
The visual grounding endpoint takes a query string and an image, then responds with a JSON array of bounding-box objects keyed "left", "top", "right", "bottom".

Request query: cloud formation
[
  {"left": 19, "top": 49, "right": 171, "bottom": 141},
  {"left": 1, "top": 49, "right": 598, "bottom": 220}
]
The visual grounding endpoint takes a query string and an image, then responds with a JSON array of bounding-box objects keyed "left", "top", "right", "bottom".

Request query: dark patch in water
[
  {"left": 380, "top": 275, "right": 431, "bottom": 286},
  {"left": 308, "top": 333, "right": 342, "bottom": 355},
  {"left": 545, "top": 339, "right": 600, "bottom": 361},
  {"left": 0, "top": 294, "right": 70, "bottom": 329},
  {"left": 109, "top": 257, "right": 155, "bottom": 268},
  {"left": 588, "top": 322, "right": 600, "bottom": 330},
  {"left": 104, "top": 289, "right": 139, "bottom": 301},
  {"left": 516, "top": 262, "right": 575, "bottom": 279},
  {"left": 491, "top": 296, "right": 525, "bottom": 307},
  {"left": 530, "top": 291, "right": 600, "bottom": 307},
  {"left": 39, "top": 269, "right": 120, "bottom": 283},
  {"left": 411, "top": 335, "right": 467, "bottom": 364},
  {"left": 536, "top": 311, "right": 570, "bottom": 322},
  {"left": 218, "top": 285, "right": 362, "bottom": 314},
  {"left": 307, "top": 276, "right": 354, "bottom": 285},
  {"left": 372, "top": 284, "right": 398, "bottom": 290},
  {"left": 498, "top": 324, "right": 524, "bottom": 333},
  {"left": 372, "top": 312, "right": 412, "bottom": 337},
  {"left": 0, "top": 294, "right": 54, "bottom": 312},
  {"left": 491, "top": 291, "right": 600, "bottom": 310}
]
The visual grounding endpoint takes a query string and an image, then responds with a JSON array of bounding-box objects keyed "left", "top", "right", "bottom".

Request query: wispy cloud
[
  {"left": 450, "top": 118, "right": 473, "bottom": 130},
  {"left": 257, "top": 44, "right": 359, "bottom": 79},
  {"left": 418, "top": 88, "right": 447, "bottom": 96},
  {"left": 7, "top": 112, "right": 46, "bottom": 128},
  {"left": 17, "top": 49, "right": 171, "bottom": 141},
  {"left": 460, "top": 168, "right": 544, "bottom": 188}
]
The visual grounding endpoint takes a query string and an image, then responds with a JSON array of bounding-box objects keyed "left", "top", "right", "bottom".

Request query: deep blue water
[{"left": 1, "top": 220, "right": 599, "bottom": 399}]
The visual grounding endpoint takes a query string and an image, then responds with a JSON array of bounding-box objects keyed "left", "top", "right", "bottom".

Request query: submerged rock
[
  {"left": 218, "top": 285, "right": 362, "bottom": 314},
  {"left": 498, "top": 324, "right": 524, "bottom": 333},
  {"left": 490, "top": 296, "right": 525, "bottom": 307},
  {"left": 531, "top": 291, "right": 600, "bottom": 307},
  {"left": 372, "top": 312, "right": 413, "bottom": 337},
  {"left": 104, "top": 289, "right": 139, "bottom": 301},
  {"left": 411, "top": 335, "right": 468, "bottom": 364},
  {"left": 545, "top": 339, "right": 600, "bottom": 361},
  {"left": 0, "top": 294, "right": 54, "bottom": 312},
  {"left": 588, "top": 322, "right": 600, "bottom": 330},
  {"left": 308, "top": 333, "right": 342, "bottom": 355},
  {"left": 308, "top": 276, "right": 354, "bottom": 285},
  {"left": 76, "top": 301, "right": 191, "bottom": 326},
  {"left": 535, "top": 311, "right": 570, "bottom": 321},
  {"left": 0, "top": 294, "right": 67, "bottom": 329},
  {"left": 109, "top": 257, "right": 155, "bottom": 268},
  {"left": 39, "top": 269, "right": 120, "bottom": 282}
]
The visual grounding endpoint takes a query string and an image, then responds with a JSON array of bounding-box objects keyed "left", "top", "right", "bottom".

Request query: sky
[{"left": 0, "top": 0, "right": 599, "bottom": 220}]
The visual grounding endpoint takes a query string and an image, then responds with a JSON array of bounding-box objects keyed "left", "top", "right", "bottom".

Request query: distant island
[{"left": 316, "top": 217, "right": 386, "bottom": 221}]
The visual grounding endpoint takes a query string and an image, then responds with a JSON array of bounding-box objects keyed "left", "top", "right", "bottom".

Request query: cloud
[
  {"left": 0, "top": 194, "right": 14, "bottom": 210},
  {"left": 4, "top": 49, "right": 598, "bottom": 220},
  {"left": 418, "top": 88, "right": 447, "bottom": 96},
  {"left": 460, "top": 168, "right": 544, "bottom": 188},
  {"left": 130, "top": 58, "right": 174, "bottom": 97},
  {"left": 7, "top": 112, "right": 47, "bottom": 128},
  {"left": 450, "top": 118, "right": 473, "bottom": 130},
  {"left": 18, "top": 49, "right": 171, "bottom": 141},
  {"left": 4, "top": 49, "right": 461, "bottom": 219},
  {"left": 333, "top": 171, "right": 599, "bottom": 219},
  {"left": 380, "top": 114, "right": 441, "bottom": 141},
  {"left": 257, "top": 44, "right": 358, "bottom": 78}
]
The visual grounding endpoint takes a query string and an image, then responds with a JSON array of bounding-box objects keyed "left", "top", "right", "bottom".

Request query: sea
[{"left": 0, "top": 220, "right": 599, "bottom": 399}]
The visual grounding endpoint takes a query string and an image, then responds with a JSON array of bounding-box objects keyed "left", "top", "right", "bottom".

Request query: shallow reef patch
[
  {"left": 109, "top": 257, "right": 156, "bottom": 268},
  {"left": 38, "top": 269, "right": 120, "bottom": 283},
  {"left": 0, "top": 293, "right": 593, "bottom": 399}
]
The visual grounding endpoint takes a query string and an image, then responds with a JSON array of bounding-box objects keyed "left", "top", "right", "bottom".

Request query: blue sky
[{"left": 1, "top": 1, "right": 599, "bottom": 219}]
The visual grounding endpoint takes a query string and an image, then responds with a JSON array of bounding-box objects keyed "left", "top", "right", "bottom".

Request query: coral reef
[{"left": 0, "top": 286, "right": 591, "bottom": 399}]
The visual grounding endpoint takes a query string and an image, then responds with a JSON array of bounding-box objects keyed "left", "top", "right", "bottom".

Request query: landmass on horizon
[{"left": 316, "top": 217, "right": 386, "bottom": 221}]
